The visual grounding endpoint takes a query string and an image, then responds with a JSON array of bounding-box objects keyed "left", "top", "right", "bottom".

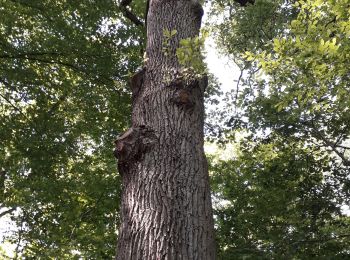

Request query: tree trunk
[{"left": 114, "top": 0, "right": 216, "bottom": 259}]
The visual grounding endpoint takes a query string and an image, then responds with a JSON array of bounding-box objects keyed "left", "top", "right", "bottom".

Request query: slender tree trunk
[{"left": 114, "top": 0, "right": 216, "bottom": 259}]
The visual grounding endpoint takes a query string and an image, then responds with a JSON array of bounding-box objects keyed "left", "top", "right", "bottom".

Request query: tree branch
[
  {"left": 309, "top": 122, "right": 350, "bottom": 166},
  {"left": 9, "top": 0, "right": 54, "bottom": 22},
  {"left": 234, "top": 67, "right": 244, "bottom": 114},
  {"left": 0, "top": 92, "right": 26, "bottom": 118},
  {"left": 0, "top": 79, "right": 44, "bottom": 135},
  {"left": 291, "top": 234, "right": 350, "bottom": 245},
  {"left": 119, "top": 0, "right": 144, "bottom": 27},
  {"left": 0, "top": 207, "right": 16, "bottom": 219},
  {"left": 0, "top": 52, "right": 63, "bottom": 59},
  {"left": 234, "top": 0, "right": 255, "bottom": 7},
  {"left": 47, "top": 93, "right": 68, "bottom": 116},
  {"left": 5, "top": 55, "right": 119, "bottom": 85}
]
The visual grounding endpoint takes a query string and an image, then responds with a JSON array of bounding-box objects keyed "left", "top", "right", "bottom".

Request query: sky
[{"left": 205, "top": 39, "right": 240, "bottom": 93}]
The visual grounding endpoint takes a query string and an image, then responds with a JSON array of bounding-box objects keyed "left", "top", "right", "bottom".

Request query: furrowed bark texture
[{"left": 115, "top": 0, "right": 216, "bottom": 259}]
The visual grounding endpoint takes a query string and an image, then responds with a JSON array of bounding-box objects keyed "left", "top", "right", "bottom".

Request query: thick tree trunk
[{"left": 114, "top": 0, "right": 216, "bottom": 259}]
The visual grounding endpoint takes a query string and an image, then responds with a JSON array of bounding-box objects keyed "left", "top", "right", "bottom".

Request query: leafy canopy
[
  {"left": 209, "top": 0, "right": 350, "bottom": 258},
  {"left": 0, "top": 0, "right": 146, "bottom": 258}
]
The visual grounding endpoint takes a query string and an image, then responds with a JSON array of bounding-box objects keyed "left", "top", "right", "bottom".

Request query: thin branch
[
  {"left": 234, "top": 67, "right": 244, "bottom": 114},
  {"left": 9, "top": 0, "right": 54, "bottom": 22},
  {"left": 309, "top": 122, "right": 350, "bottom": 166},
  {"left": 0, "top": 207, "right": 16, "bottom": 218},
  {"left": 13, "top": 55, "right": 118, "bottom": 85},
  {"left": 121, "top": 7, "right": 144, "bottom": 26},
  {"left": 0, "top": 79, "right": 43, "bottom": 135},
  {"left": 335, "top": 144, "right": 350, "bottom": 150},
  {"left": 69, "top": 192, "right": 106, "bottom": 240},
  {"left": 0, "top": 52, "right": 62, "bottom": 59},
  {"left": 298, "top": 119, "right": 350, "bottom": 166},
  {"left": 0, "top": 51, "right": 111, "bottom": 61},
  {"left": 0, "top": 76, "right": 66, "bottom": 116},
  {"left": 234, "top": 0, "right": 255, "bottom": 7},
  {"left": 119, "top": 0, "right": 144, "bottom": 27},
  {"left": 290, "top": 234, "right": 350, "bottom": 245},
  {"left": 0, "top": 92, "right": 27, "bottom": 118},
  {"left": 47, "top": 93, "right": 67, "bottom": 116},
  {"left": 14, "top": 216, "right": 24, "bottom": 260}
]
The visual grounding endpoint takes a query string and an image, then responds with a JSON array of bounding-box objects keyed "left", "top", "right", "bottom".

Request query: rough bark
[{"left": 115, "top": 0, "right": 216, "bottom": 259}]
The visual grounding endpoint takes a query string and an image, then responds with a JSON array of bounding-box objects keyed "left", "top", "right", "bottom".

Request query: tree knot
[
  {"left": 114, "top": 126, "right": 156, "bottom": 164},
  {"left": 170, "top": 74, "right": 208, "bottom": 108}
]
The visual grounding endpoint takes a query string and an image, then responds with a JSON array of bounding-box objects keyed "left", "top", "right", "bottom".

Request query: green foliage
[
  {"left": 210, "top": 0, "right": 350, "bottom": 258},
  {"left": 0, "top": 0, "right": 145, "bottom": 258},
  {"left": 210, "top": 135, "right": 350, "bottom": 259},
  {"left": 162, "top": 29, "right": 178, "bottom": 56},
  {"left": 245, "top": 0, "right": 350, "bottom": 166},
  {"left": 1, "top": 0, "right": 350, "bottom": 258},
  {"left": 210, "top": 0, "right": 296, "bottom": 68},
  {"left": 162, "top": 28, "right": 207, "bottom": 82},
  {"left": 176, "top": 31, "right": 207, "bottom": 76}
]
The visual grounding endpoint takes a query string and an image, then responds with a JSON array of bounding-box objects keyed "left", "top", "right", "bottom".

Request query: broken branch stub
[{"left": 114, "top": 126, "right": 156, "bottom": 164}]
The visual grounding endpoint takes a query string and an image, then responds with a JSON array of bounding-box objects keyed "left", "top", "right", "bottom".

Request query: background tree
[
  {"left": 209, "top": 0, "right": 350, "bottom": 258},
  {"left": 0, "top": 0, "right": 145, "bottom": 257}
]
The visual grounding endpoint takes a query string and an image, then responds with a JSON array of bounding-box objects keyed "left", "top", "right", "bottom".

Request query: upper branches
[
  {"left": 234, "top": 0, "right": 255, "bottom": 6},
  {"left": 119, "top": 0, "right": 145, "bottom": 27}
]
